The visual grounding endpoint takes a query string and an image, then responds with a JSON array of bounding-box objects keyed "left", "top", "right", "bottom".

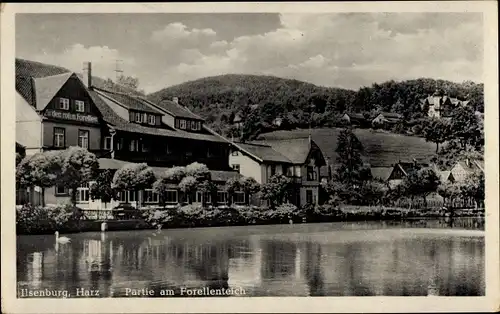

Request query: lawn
[{"left": 257, "top": 128, "right": 437, "bottom": 167}]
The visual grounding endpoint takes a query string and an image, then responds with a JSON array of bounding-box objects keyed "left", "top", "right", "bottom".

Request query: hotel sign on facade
[{"left": 43, "top": 109, "right": 99, "bottom": 124}]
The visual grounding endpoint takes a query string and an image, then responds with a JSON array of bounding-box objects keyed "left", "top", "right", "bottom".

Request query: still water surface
[{"left": 17, "top": 219, "right": 485, "bottom": 297}]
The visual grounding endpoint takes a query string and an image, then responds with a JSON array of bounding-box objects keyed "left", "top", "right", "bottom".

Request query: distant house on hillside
[
  {"left": 438, "top": 170, "right": 455, "bottom": 183},
  {"left": 450, "top": 158, "right": 484, "bottom": 182},
  {"left": 370, "top": 166, "right": 393, "bottom": 182},
  {"left": 386, "top": 160, "right": 429, "bottom": 188},
  {"left": 228, "top": 137, "right": 326, "bottom": 206},
  {"left": 372, "top": 112, "right": 403, "bottom": 127},
  {"left": 420, "top": 90, "right": 470, "bottom": 119},
  {"left": 340, "top": 112, "right": 367, "bottom": 126}
]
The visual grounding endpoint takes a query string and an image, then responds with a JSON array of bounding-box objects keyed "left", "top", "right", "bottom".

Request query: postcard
[{"left": 1, "top": 2, "right": 498, "bottom": 313}]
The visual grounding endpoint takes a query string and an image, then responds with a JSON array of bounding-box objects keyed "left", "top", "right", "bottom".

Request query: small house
[
  {"left": 372, "top": 112, "right": 403, "bottom": 127},
  {"left": 450, "top": 158, "right": 484, "bottom": 182}
]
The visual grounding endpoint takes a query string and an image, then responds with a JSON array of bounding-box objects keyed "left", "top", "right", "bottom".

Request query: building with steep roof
[
  {"left": 420, "top": 90, "right": 470, "bottom": 119},
  {"left": 15, "top": 59, "right": 237, "bottom": 209},
  {"left": 228, "top": 136, "right": 326, "bottom": 206}
]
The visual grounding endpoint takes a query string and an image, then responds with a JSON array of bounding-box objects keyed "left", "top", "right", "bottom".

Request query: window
[
  {"left": 128, "top": 191, "right": 137, "bottom": 203},
  {"left": 59, "top": 98, "right": 70, "bottom": 110},
  {"left": 307, "top": 166, "right": 317, "bottom": 181},
  {"left": 294, "top": 166, "right": 301, "bottom": 177},
  {"left": 164, "top": 190, "right": 178, "bottom": 204},
  {"left": 135, "top": 112, "right": 143, "bottom": 123},
  {"left": 144, "top": 189, "right": 159, "bottom": 203},
  {"left": 141, "top": 142, "right": 149, "bottom": 153},
  {"left": 196, "top": 191, "right": 203, "bottom": 203},
  {"left": 130, "top": 139, "right": 139, "bottom": 152},
  {"left": 286, "top": 166, "right": 294, "bottom": 176},
  {"left": 165, "top": 144, "right": 172, "bottom": 155},
  {"left": 148, "top": 115, "right": 156, "bottom": 125},
  {"left": 186, "top": 120, "right": 191, "bottom": 129},
  {"left": 76, "top": 182, "right": 90, "bottom": 203},
  {"left": 306, "top": 189, "right": 313, "bottom": 204},
  {"left": 232, "top": 164, "right": 240, "bottom": 173},
  {"left": 233, "top": 191, "right": 245, "bottom": 205},
  {"left": 231, "top": 150, "right": 238, "bottom": 156},
  {"left": 204, "top": 192, "right": 212, "bottom": 204},
  {"left": 143, "top": 113, "right": 148, "bottom": 123},
  {"left": 103, "top": 137, "right": 112, "bottom": 150},
  {"left": 78, "top": 130, "right": 89, "bottom": 149},
  {"left": 192, "top": 121, "right": 200, "bottom": 131},
  {"left": 217, "top": 191, "right": 228, "bottom": 204},
  {"left": 75, "top": 100, "right": 85, "bottom": 112},
  {"left": 55, "top": 185, "right": 68, "bottom": 195},
  {"left": 53, "top": 127, "right": 65, "bottom": 148},
  {"left": 270, "top": 165, "right": 276, "bottom": 176},
  {"left": 179, "top": 119, "right": 186, "bottom": 129},
  {"left": 118, "top": 191, "right": 127, "bottom": 203},
  {"left": 116, "top": 138, "right": 124, "bottom": 151},
  {"left": 185, "top": 150, "right": 193, "bottom": 157}
]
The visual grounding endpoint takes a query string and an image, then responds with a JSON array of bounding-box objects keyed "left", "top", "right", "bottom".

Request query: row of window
[
  {"left": 177, "top": 119, "right": 201, "bottom": 131},
  {"left": 130, "top": 111, "right": 157, "bottom": 125},
  {"left": 57, "top": 184, "right": 245, "bottom": 205},
  {"left": 54, "top": 127, "right": 89, "bottom": 149},
  {"left": 58, "top": 97, "right": 86, "bottom": 112}
]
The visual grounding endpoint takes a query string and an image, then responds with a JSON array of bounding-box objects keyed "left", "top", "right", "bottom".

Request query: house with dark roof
[
  {"left": 228, "top": 136, "right": 326, "bottom": 206},
  {"left": 15, "top": 59, "right": 237, "bottom": 209},
  {"left": 340, "top": 112, "right": 367, "bottom": 126},
  {"left": 385, "top": 160, "right": 431, "bottom": 188}
]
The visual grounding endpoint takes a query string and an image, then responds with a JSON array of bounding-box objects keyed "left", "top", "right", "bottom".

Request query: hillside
[
  {"left": 256, "top": 128, "right": 437, "bottom": 167},
  {"left": 147, "top": 74, "right": 484, "bottom": 141}
]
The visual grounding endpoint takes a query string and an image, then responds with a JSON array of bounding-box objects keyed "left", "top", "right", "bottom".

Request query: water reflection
[{"left": 17, "top": 218, "right": 485, "bottom": 297}]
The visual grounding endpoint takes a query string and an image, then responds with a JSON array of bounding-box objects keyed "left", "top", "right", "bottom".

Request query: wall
[
  {"left": 229, "top": 150, "right": 263, "bottom": 183},
  {"left": 299, "top": 186, "right": 319, "bottom": 206},
  {"left": 16, "top": 92, "right": 42, "bottom": 151},
  {"left": 42, "top": 121, "right": 101, "bottom": 150},
  {"left": 451, "top": 163, "right": 468, "bottom": 182},
  {"left": 162, "top": 113, "right": 176, "bottom": 128}
]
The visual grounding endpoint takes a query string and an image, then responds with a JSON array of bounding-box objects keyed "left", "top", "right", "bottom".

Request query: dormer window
[
  {"left": 148, "top": 115, "right": 156, "bottom": 125},
  {"left": 135, "top": 113, "right": 143, "bottom": 123},
  {"left": 179, "top": 119, "right": 186, "bottom": 129},
  {"left": 192, "top": 121, "right": 201, "bottom": 131},
  {"left": 59, "top": 98, "right": 70, "bottom": 110},
  {"left": 75, "top": 100, "right": 85, "bottom": 112}
]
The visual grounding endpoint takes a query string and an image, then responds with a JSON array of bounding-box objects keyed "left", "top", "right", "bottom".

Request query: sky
[{"left": 16, "top": 13, "right": 483, "bottom": 93}]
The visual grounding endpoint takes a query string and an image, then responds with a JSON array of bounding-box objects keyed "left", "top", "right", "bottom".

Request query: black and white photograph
[{"left": 1, "top": 2, "right": 498, "bottom": 313}]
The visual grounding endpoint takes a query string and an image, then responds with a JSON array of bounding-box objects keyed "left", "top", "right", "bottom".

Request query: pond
[{"left": 17, "top": 218, "right": 485, "bottom": 297}]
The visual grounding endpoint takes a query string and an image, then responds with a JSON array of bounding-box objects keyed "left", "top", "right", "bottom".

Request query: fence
[{"left": 391, "top": 197, "right": 476, "bottom": 210}]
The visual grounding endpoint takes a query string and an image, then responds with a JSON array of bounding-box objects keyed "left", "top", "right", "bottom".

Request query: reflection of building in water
[
  {"left": 228, "top": 236, "right": 262, "bottom": 289},
  {"left": 26, "top": 252, "right": 44, "bottom": 288}
]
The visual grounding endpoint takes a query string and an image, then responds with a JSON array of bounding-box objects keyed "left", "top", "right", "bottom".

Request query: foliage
[
  {"left": 16, "top": 151, "right": 62, "bottom": 189},
  {"left": 459, "top": 171, "right": 485, "bottom": 207},
  {"left": 112, "top": 163, "right": 156, "bottom": 192},
  {"left": 16, "top": 204, "right": 84, "bottom": 234},
  {"left": 400, "top": 167, "right": 441, "bottom": 207},
  {"left": 260, "top": 174, "right": 293, "bottom": 207},
  {"left": 147, "top": 75, "right": 483, "bottom": 140},
  {"left": 90, "top": 169, "right": 116, "bottom": 206},
  {"left": 262, "top": 203, "right": 299, "bottom": 223},
  {"left": 422, "top": 118, "right": 452, "bottom": 153},
  {"left": 185, "top": 162, "right": 210, "bottom": 180},
  {"left": 163, "top": 166, "right": 187, "bottom": 182},
  {"left": 224, "top": 177, "right": 241, "bottom": 206},
  {"left": 60, "top": 147, "right": 99, "bottom": 205},
  {"left": 449, "top": 105, "right": 483, "bottom": 150},
  {"left": 437, "top": 181, "right": 461, "bottom": 208},
  {"left": 333, "top": 128, "right": 371, "bottom": 185}
]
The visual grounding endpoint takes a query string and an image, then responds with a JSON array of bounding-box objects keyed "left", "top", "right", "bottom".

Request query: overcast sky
[{"left": 16, "top": 13, "right": 483, "bottom": 93}]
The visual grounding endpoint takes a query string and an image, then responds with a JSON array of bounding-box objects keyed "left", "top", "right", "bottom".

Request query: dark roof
[
  {"left": 89, "top": 90, "right": 226, "bottom": 143},
  {"left": 95, "top": 88, "right": 163, "bottom": 114},
  {"left": 379, "top": 112, "right": 403, "bottom": 119},
  {"left": 150, "top": 98, "right": 204, "bottom": 121},
  {"left": 456, "top": 159, "right": 484, "bottom": 173},
  {"left": 345, "top": 112, "right": 366, "bottom": 120},
  {"left": 235, "top": 142, "right": 291, "bottom": 163},
  {"left": 252, "top": 137, "right": 312, "bottom": 164}
]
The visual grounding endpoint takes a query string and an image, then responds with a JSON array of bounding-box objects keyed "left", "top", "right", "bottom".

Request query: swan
[{"left": 55, "top": 231, "right": 71, "bottom": 244}]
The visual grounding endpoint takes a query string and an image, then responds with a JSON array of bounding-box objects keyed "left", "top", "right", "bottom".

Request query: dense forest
[{"left": 147, "top": 74, "right": 484, "bottom": 141}]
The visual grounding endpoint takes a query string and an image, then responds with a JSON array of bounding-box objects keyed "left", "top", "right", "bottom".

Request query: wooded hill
[{"left": 147, "top": 74, "right": 484, "bottom": 139}]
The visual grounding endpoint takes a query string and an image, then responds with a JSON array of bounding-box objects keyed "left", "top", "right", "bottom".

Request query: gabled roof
[
  {"left": 149, "top": 98, "right": 204, "bottom": 121},
  {"left": 252, "top": 137, "right": 314, "bottom": 164},
  {"left": 456, "top": 159, "right": 484, "bottom": 173},
  {"left": 235, "top": 142, "right": 291, "bottom": 163},
  {"left": 439, "top": 170, "right": 452, "bottom": 182},
  {"left": 344, "top": 112, "right": 366, "bottom": 120},
  {"left": 32, "top": 72, "right": 76, "bottom": 110},
  {"left": 371, "top": 166, "right": 393, "bottom": 181},
  {"left": 95, "top": 88, "right": 163, "bottom": 114}
]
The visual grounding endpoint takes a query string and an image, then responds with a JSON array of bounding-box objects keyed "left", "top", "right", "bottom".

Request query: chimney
[
  {"left": 83, "top": 62, "right": 92, "bottom": 89},
  {"left": 172, "top": 97, "right": 179, "bottom": 104}
]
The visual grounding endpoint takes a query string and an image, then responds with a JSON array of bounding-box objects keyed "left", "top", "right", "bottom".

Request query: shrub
[
  {"left": 264, "top": 203, "right": 299, "bottom": 223},
  {"left": 16, "top": 204, "right": 84, "bottom": 234}
]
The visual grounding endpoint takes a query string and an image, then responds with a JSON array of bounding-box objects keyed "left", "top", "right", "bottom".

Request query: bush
[
  {"left": 16, "top": 204, "right": 84, "bottom": 234},
  {"left": 263, "top": 203, "right": 300, "bottom": 223}
]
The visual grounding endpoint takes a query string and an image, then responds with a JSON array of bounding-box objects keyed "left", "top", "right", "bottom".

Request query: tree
[
  {"left": 422, "top": 118, "right": 452, "bottom": 153},
  {"left": 164, "top": 166, "right": 187, "bottom": 182},
  {"left": 239, "top": 176, "right": 261, "bottom": 205},
  {"left": 185, "top": 162, "right": 210, "bottom": 180},
  {"left": 112, "top": 163, "right": 156, "bottom": 208},
  {"left": 16, "top": 150, "right": 63, "bottom": 206},
  {"left": 60, "top": 147, "right": 99, "bottom": 206},
  {"left": 116, "top": 75, "right": 145, "bottom": 95},
  {"left": 260, "top": 174, "right": 293, "bottom": 208},
  {"left": 437, "top": 181, "right": 461, "bottom": 213},
  {"left": 401, "top": 167, "right": 441, "bottom": 209},
  {"left": 460, "top": 171, "right": 485, "bottom": 209},
  {"left": 333, "top": 128, "right": 370, "bottom": 185},
  {"left": 224, "top": 178, "right": 241, "bottom": 206},
  {"left": 90, "top": 169, "right": 116, "bottom": 209},
  {"left": 449, "top": 105, "right": 482, "bottom": 150},
  {"left": 178, "top": 176, "right": 198, "bottom": 204}
]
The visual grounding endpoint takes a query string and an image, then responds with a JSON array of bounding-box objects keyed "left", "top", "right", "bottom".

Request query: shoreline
[{"left": 16, "top": 215, "right": 485, "bottom": 236}]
